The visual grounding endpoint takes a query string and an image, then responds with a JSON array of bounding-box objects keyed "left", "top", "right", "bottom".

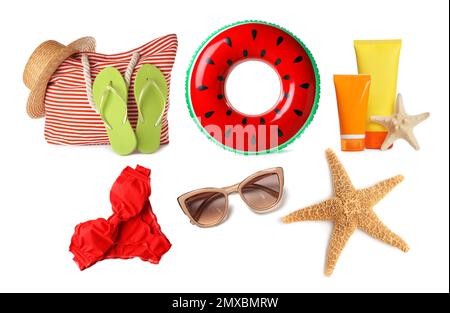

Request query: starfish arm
[
  {"left": 359, "top": 175, "right": 404, "bottom": 206},
  {"left": 395, "top": 94, "right": 406, "bottom": 115},
  {"left": 325, "top": 222, "right": 356, "bottom": 276},
  {"left": 359, "top": 211, "right": 409, "bottom": 252},
  {"left": 370, "top": 115, "right": 391, "bottom": 128},
  {"left": 380, "top": 133, "right": 397, "bottom": 151},
  {"left": 404, "top": 130, "right": 420, "bottom": 150},
  {"left": 282, "top": 199, "right": 336, "bottom": 223},
  {"left": 411, "top": 112, "right": 430, "bottom": 126},
  {"left": 325, "top": 149, "right": 354, "bottom": 197}
]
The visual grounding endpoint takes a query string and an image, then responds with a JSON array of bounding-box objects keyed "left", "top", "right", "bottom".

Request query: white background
[{"left": 0, "top": 0, "right": 448, "bottom": 293}]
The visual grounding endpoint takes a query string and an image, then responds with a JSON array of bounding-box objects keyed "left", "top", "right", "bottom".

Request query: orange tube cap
[{"left": 341, "top": 138, "right": 365, "bottom": 152}]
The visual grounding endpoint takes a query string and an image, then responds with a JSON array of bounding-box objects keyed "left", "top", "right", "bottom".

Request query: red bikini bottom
[{"left": 69, "top": 165, "right": 171, "bottom": 270}]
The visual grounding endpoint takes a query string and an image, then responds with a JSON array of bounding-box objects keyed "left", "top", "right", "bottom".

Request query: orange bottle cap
[{"left": 365, "top": 131, "right": 392, "bottom": 150}]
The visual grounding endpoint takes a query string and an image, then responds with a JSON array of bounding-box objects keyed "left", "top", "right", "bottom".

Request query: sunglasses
[{"left": 177, "top": 168, "right": 284, "bottom": 227}]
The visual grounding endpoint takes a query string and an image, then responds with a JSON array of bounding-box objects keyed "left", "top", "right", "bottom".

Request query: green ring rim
[{"left": 185, "top": 20, "right": 321, "bottom": 155}]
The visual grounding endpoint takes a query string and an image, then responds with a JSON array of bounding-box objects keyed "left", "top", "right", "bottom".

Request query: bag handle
[{"left": 81, "top": 52, "right": 140, "bottom": 113}]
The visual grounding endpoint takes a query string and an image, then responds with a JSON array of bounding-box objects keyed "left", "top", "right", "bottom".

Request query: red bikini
[{"left": 70, "top": 165, "right": 171, "bottom": 270}]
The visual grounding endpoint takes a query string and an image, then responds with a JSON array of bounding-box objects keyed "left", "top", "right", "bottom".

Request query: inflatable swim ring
[{"left": 186, "top": 21, "right": 320, "bottom": 154}]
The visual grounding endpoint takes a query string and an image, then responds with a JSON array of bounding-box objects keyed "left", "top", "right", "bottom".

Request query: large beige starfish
[
  {"left": 371, "top": 94, "right": 430, "bottom": 151},
  {"left": 282, "top": 149, "right": 409, "bottom": 276}
]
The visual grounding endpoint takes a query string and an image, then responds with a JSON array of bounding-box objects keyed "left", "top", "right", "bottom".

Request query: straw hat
[{"left": 23, "top": 37, "right": 96, "bottom": 118}]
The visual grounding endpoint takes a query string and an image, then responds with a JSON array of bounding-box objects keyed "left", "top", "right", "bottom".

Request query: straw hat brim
[{"left": 26, "top": 37, "right": 96, "bottom": 118}]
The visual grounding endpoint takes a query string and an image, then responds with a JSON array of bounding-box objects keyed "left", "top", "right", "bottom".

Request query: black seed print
[
  {"left": 283, "top": 75, "right": 290, "bottom": 80},
  {"left": 274, "top": 108, "right": 281, "bottom": 114},
  {"left": 197, "top": 85, "right": 208, "bottom": 91},
  {"left": 260, "top": 117, "right": 266, "bottom": 124},
  {"left": 218, "top": 76, "right": 225, "bottom": 81},
  {"left": 294, "top": 109, "right": 303, "bottom": 116},
  {"left": 251, "top": 135, "right": 256, "bottom": 145},
  {"left": 227, "top": 59, "right": 233, "bottom": 66},
  {"left": 283, "top": 93, "right": 290, "bottom": 99},
  {"left": 260, "top": 50, "right": 266, "bottom": 57},
  {"left": 294, "top": 56, "right": 303, "bottom": 63},
  {"left": 242, "top": 117, "right": 248, "bottom": 125},
  {"left": 226, "top": 109, "right": 232, "bottom": 116},
  {"left": 274, "top": 58, "right": 282, "bottom": 66},
  {"left": 225, "top": 37, "right": 232, "bottom": 47},
  {"left": 276, "top": 36, "right": 284, "bottom": 46},
  {"left": 243, "top": 50, "right": 248, "bottom": 58},
  {"left": 205, "top": 111, "right": 215, "bottom": 118},
  {"left": 277, "top": 128, "right": 283, "bottom": 137},
  {"left": 217, "top": 94, "right": 224, "bottom": 100},
  {"left": 299, "top": 83, "right": 310, "bottom": 89},
  {"left": 225, "top": 128, "right": 232, "bottom": 138},
  {"left": 252, "top": 29, "right": 257, "bottom": 40},
  {"left": 206, "top": 57, "right": 215, "bottom": 65}
]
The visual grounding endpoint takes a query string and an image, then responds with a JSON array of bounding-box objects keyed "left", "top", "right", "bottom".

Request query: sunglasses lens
[
  {"left": 184, "top": 192, "right": 227, "bottom": 226},
  {"left": 241, "top": 173, "right": 281, "bottom": 211}
]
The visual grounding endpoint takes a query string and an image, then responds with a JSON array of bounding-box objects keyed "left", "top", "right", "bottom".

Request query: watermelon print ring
[{"left": 186, "top": 21, "right": 320, "bottom": 154}]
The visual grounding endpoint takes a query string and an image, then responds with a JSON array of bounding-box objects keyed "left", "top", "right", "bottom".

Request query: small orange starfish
[{"left": 283, "top": 149, "right": 409, "bottom": 276}]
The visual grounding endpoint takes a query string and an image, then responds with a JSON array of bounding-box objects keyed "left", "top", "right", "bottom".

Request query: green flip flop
[
  {"left": 93, "top": 67, "right": 136, "bottom": 156},
  {"left": 134, "top": 64, "right": 168, "bottom": 154}
]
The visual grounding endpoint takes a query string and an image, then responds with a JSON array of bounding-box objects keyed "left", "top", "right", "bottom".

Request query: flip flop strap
[
  {"left": 81, "top": 53, "right": 141, "bottom": 112},
  {"left": 98, "top": 83, "right": 128, "bottom": 130},
  {"left": 137, "top": 79, "right": 166, "bottom": 127}
]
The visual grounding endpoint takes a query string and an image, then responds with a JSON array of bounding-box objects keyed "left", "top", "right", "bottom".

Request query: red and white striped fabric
[{"left": 44, "top": 34, "right": 178, "bottom": 146}]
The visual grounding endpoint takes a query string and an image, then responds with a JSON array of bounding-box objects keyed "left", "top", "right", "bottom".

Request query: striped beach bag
[{"left": 23, "top": 34, "right": 178, "bottom": 146}]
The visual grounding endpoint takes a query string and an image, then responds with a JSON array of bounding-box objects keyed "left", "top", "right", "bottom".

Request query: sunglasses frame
[{"left": 177, "top": 167, "right": 284, "bottom": 227}]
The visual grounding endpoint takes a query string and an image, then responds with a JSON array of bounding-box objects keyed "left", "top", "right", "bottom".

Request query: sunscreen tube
[
  {"left": 354, "top": 40, "right": 401, "bottom": 149},
  {"left": 334, "top": 75, "right": 371, "bottom": 151}
]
